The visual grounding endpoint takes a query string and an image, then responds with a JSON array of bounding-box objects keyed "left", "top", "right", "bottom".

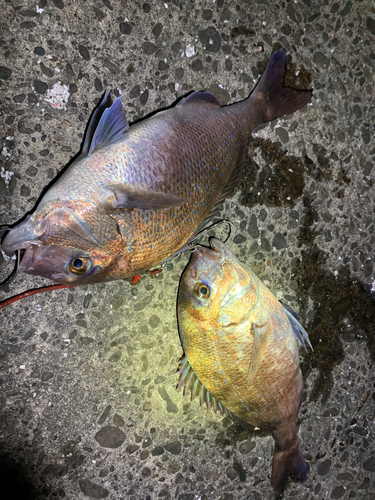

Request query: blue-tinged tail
[
  {"left": 271, "top": 439, "right": 308, "bottom": 498},
  {"left": 251, "top": 49, "right": 312, "bottom": 125}
]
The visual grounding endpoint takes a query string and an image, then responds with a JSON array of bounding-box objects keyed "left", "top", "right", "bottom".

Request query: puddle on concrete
[{"left": 240, "top": 139, "right": 375, "bottom": 404}]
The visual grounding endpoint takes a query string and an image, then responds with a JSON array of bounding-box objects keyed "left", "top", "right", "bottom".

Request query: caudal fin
[
  {"left": 252, "top": 49, "right": 312, "bottom": 124},
  {"left": 271, "top": 441, "right": 308, "bottom": 499}
]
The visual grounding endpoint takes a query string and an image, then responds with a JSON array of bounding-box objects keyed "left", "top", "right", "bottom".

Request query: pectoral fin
[
  {"left": 105, "top": 184, "right": 188, "bottom": 211},
  {"left": 247, "top": 322, "right": 270, "bottom": 387}
]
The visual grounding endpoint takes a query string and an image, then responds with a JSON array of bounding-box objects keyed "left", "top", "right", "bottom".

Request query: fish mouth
[
  {"left": 190, "top": 238, "right": 229, "bottom": 268},
  {"left": 192, "top": 243, "right": 222, "bottom": 261},
  {"left": 1, "top": 216, "right": 38, "bottom": 255},
  {"left": 1, "top": 222, "right": 44, "bottom": 274},
  {"left": 18, "top": 243, "right": 43, "bottom": 273}
]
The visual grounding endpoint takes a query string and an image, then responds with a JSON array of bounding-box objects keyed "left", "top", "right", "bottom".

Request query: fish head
[
  {"left": 178, "top": 238, "right": 258, "bottom": 334},
  {"left": 1, "top": 200, "right": 128, "bottom": 284}
]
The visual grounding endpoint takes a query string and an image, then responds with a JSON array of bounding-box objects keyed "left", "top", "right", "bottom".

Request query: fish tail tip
[
  {"left": 271, "top": 444, "right": 308, "bottom": 498},
  {"left": 254, "top": 49, "right": 312, "bottom": 123}
]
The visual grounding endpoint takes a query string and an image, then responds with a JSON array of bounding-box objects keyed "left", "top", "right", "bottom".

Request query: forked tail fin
[
  {"left": 251, "top": 49, "right": 312, "bottom": 125},
  {"left": 271, "top": 440, "right": 308, "bottom": 498}
]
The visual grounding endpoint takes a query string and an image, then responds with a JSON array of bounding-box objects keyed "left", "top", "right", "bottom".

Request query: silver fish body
[{"left": 2, "top": 50, "right": 311, "bottom": 285}]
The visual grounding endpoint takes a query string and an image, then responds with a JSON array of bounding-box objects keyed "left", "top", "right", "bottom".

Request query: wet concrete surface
[{"left": 1, "top": 0, "right": 375, "bottom": 499}]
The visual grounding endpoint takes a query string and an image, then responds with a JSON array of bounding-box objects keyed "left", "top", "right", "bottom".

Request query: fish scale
[{"left": 1, "top": 49, "right": 312, "bottom": 284}]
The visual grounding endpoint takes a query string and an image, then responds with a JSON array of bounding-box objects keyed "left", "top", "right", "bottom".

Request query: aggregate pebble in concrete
[{"left": 1, "top": 1, "right": 375, "bottom": 499}]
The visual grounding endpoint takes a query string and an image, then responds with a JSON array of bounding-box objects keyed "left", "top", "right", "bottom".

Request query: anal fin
[{"left": 177, "top": 355, "right": 253, "bottom": 431}]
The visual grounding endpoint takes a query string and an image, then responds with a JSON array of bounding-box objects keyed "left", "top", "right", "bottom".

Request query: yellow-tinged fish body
[
  {"left": 177, "top": 238, "right": 312, "bottom": 498},
  {"left": 2, "top": 50, "right": 311, "bottom": 285}
]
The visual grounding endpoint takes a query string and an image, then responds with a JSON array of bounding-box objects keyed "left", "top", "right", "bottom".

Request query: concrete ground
[{"left": 0, "top": 0, "right": 374, "bottom": 499}]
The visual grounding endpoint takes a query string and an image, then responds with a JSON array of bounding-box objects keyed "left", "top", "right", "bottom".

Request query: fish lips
[
  {"left": 187, "top": 237, "right": 230, "bottom": 274},
  {"left": 0, "top": 218, "right": 56, "bottom": 277},
  {"left": 1, "top": 216, "right": 37, "bottom": 255}
]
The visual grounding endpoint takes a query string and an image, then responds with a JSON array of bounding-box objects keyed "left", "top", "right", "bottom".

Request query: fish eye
[
  {"left": 194, "top": 282, "right": 211, "bottom": 299},
  {"left": 69, "top": 257, "right": 92, "bottom": 275}
]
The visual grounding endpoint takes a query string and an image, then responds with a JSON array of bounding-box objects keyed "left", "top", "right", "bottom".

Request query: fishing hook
[
  {"left": 187, "top": 219, "right": 235, "bottom": 253},
  {"left": 0, "top": 225, "right": 20, "bottom": 290}
]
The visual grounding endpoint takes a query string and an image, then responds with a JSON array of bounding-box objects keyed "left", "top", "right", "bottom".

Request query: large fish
[
  {"left": 2, "top": 50, "right": 311, "bottom": 285},
  {"left": 177, "top": 238, "right": 312, "bottom": 498}
]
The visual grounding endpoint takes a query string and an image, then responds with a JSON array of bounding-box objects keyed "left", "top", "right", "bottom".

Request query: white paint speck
[
  {"left": 44, "top": 81, "right": 70, "bottom": 110},
  {"left": 185, "top": 44, "right": 195, "bottom": 58},
  {"left": 2, "top": 147, "right": 12, "bottom": 158},
  {"left": 20, "top": 365, "right": 25, "bottom": 369},
  {"left": 36, "top": 5, "right": 44, "bottom": 13},
  {"left": 175, "top": 83, "right": 179, "bottom": 91}
]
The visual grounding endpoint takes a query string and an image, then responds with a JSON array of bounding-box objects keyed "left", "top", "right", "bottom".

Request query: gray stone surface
[{"left": 0, "top": 1, "right": 374, "bottom": 499}]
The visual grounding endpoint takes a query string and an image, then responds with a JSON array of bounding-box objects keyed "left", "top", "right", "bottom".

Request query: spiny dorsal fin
[
  {"left": 82, "top": 92, "right": 129, "bottom": 157},
  {"left": 178, "top": 91, "right": 220, "bottom": 107},
  {"left": 282, "top": 303, "right": 313, "bottom": 351},
  {"left": 176, "top": 355, "right": 252, "bottom": 431},
  {"left": 177, "top": 355, "right": 223, "bottom": 412}
]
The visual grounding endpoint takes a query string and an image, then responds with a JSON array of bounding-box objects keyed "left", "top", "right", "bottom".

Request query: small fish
[
  {"left": 177, "top": 238, "right": 312, "bottom": 498},
  {"left": 1, "top": 50, "right": 311, "bottom": 285}
]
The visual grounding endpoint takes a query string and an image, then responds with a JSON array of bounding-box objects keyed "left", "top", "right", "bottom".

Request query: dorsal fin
[
  {"left": 177, "top": 355, "right": 224, "bottom": 411},
  {"left": 178, "top": 91, "right": 220, "bottom": 107},
  {"left": 282, "top": 303, "right": 313, "bottom": 351},
  {"left": 176, "top": 355, "right": 252, "bottom": 431},
  {"left": 82, "top": 92, "right": 129, "bottom": 157}
]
